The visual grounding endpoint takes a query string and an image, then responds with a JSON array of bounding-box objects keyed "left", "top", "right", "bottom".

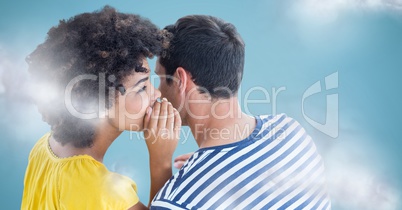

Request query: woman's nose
[{"left": 151, "top": 87, "right": 161, "bottom": 103}]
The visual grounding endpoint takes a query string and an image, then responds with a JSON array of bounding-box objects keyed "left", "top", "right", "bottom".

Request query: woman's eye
[{"left": 138, "top": 86, "right": 147, "bottom": 93}]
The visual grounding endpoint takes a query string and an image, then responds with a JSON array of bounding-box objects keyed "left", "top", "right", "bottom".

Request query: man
[{"left": 151, "top": 15, "right": 331, "bottom": 209}]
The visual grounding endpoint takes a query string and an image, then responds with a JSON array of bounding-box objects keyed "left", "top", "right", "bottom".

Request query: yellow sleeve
[{"left": 59, "top": 159, "right": 139, "bottom": 210}]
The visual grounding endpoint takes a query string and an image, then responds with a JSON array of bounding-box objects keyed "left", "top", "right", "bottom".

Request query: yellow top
[{"left": 21, "top": 133, "right": 139, "bottom": 210}]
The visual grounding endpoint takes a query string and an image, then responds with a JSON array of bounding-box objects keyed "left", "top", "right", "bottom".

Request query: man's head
[{"left": 156, "top": 15, "right": 245, "bottom": 123}]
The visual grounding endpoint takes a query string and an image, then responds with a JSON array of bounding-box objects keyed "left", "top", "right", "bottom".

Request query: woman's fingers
[
  {"left": 145, "top": 98, "right": 179, "bottom": 167},
  {"left": 149, "top": 101, "right": 161, "bottom": 129},
  {"left": 144, "top": 98, "right": 180, "bottom": 145},
  {"left": 174, "top": 153, "right": 193, "bottom": 163},
  {"left": 157, "top": 98, "right": 169, "bottom": 130},
  {"left": 173, "top": 161, "right": 186, "bottom": 169},
  {"left": 167, "top": 102, "right": 174, "bottom": 132},
  {"left": 143, "top": 106, "right": 152, "bottom": 129},
  {"left": 173, "top": 108, "right": 181, "bottom": 140},
  {"left": 173, "top": 153, "right": 193, "bottom": 169}
]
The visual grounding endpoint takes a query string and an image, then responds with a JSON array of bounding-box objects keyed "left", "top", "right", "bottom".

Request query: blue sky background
[{"left": 1, "top": 0, "right": 402, "bottom": 209}]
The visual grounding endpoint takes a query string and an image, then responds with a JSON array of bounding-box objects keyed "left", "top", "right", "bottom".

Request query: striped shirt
[{"left": 151, "top": 114, "right": 331, "bottom": 210}]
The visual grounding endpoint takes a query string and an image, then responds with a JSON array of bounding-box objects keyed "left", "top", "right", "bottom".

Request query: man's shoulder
[
  {"left": 254, "top": 113, "right": 311, "bottom": 145},
  {"left": 257, "top": 113, "right": 304, "bottom": 129}
]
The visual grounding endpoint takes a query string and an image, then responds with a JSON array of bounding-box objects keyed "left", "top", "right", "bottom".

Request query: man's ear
[{"left": 175, "top": 67, "right": 191, "bottom": 94}]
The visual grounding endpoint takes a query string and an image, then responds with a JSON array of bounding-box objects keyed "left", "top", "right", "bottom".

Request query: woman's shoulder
[
  {"left": 58, "top": 156, "right": 139, "bottom": 209},
  {"left": 28, "top": 132, "right": 51, "bottom": 159},
  {"left": 28, "top": 133, "right": 140, "bottom": 208}
]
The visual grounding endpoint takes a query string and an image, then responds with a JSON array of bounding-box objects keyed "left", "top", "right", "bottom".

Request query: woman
[{"left": 21, "top": 6, "right": 180, "bottom": 210}]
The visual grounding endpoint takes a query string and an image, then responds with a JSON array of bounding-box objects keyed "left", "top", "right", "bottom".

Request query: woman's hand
[
  {"left": 143, "top": 98, "right": 181, "bottom": 165},
  {"left": 174, "top": 153, "right": 194, "bottom": 169},
  {"left": 143, "top": 98, "right": 181, "bottom": 205}
]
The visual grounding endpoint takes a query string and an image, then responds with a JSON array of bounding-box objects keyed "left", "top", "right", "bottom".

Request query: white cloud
[
  {"left": 0, "top": 46, "right": 8, "bottom": 94},
  {"left": 0, "top": 45, "right": 32, "bottom": 101},
  {"left": 0, "top": 79, "right": 5, "bottom": 94},
  {"left": 290, "top": 0, "right": 402, "bottom": 24},
  {"left": 325, "top": 135, "right": 401, "bottom": 209},
  {"left": 328, "top": 162, "right": 400, "bottom": 209},
  {"left": 109, "top": 161, "right": 137, "bottom": 180},
  {"left": 0, "top": 44, "right": 49, "bottom": 143}
]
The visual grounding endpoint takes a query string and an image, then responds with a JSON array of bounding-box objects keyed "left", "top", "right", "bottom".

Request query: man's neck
[{"left": 187, "top": 97, "right": 256, "bottom": 148}]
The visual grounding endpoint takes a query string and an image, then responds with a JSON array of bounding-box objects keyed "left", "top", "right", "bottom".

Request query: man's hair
[
  {"left": 160, "top": 15, "right": 245, "bottom": 98},
  {"left": 27, "top": 6, "right": 163, "bottom": 148}
]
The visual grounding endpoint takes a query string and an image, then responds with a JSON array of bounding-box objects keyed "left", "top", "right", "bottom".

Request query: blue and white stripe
[{"left": 151, "top": 114, "right": 330, "bottom": 210}]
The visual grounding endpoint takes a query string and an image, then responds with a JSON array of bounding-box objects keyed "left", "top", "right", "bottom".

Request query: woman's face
[{"left": 108, "top": 58, "right": 161, "bottom": 131}]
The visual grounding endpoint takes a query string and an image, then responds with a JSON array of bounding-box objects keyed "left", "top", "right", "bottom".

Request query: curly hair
[{"left": 27, "top": 6, "right": 163, "bottom": 148}]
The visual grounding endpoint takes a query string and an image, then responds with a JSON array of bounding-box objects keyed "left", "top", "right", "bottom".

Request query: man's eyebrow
[{"left": 133, "top": 77, "right": 148, "bottom": 87}]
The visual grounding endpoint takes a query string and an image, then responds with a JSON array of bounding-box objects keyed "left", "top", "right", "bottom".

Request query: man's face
[{"left": 155, "top": 59, "right": 185, "bottom": 123}]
